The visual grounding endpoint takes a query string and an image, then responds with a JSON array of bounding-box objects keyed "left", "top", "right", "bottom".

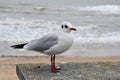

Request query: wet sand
[{"left": 0, "top": 56, "right": 120, "bottom": 80}]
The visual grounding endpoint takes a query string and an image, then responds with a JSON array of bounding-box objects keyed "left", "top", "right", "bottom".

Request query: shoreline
[{"left": 0, "top": 56, "right": 120, "bottom": 65}]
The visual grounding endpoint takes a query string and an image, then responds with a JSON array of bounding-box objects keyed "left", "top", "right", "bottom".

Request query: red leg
[
  {"left": 51, "top": 55, "right": 60, "bottom": 73},
  {"left": 53, "top": 55, "right": 61, "bottom": 70}
]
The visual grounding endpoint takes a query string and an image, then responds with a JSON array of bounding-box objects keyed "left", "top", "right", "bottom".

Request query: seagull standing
[{"left": 11, "top": 22, "right": 76, "bottom": 73}]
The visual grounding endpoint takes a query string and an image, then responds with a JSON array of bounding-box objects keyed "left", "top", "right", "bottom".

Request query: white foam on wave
[
  {"left": 0, "top": 18, "right": 57, "bottom": 27},
  {"left": 75, "top": 25, "right": 120, "bottom": 43},
  {"left": 0, "top": 18, "right": 120, "bottom": 44},
  {"left": 0, "top": 18, "right": 58, "bottom": 42},
  {"left": 78, "top": 5, "right": 120, "bottom": 14}
]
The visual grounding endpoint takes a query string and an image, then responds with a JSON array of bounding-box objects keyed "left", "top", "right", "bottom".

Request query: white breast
[{"left": 43, "top": 33, "right": 73, "bottom": 55}]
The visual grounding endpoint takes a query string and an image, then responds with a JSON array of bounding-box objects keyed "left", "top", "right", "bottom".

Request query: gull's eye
[
  {"left": 65, "top": 25, "right": 68, "bottom": 28},
  {"left": 61, "top": 25, "right": 64, "bottom": 28}
]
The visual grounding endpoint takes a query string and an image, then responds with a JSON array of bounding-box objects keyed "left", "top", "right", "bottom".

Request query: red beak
[{"left": 69, "top": 27, "right": 76, "bottom": 31}]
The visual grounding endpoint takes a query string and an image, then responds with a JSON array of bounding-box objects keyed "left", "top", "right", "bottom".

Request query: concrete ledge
[{"left": 16, "top": 62, "right": 120, "bottom": 80}]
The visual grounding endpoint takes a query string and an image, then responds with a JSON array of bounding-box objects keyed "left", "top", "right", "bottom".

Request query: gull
[{"left": 11, "top": 22, "right": 76, "bottom": 73}]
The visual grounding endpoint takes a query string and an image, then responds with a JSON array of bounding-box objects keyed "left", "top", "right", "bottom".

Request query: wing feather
[{"left": 24, "top": 35, "right": 58, "bottom": 52}]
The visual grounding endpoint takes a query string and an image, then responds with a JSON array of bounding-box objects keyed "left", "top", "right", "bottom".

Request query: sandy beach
[{"left": 0, "top": 56, "right": 119, "bottom": 80}]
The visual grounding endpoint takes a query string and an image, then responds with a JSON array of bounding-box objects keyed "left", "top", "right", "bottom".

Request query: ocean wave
[
  {"left": 75, "top": 25, "right": 120, "bottom": 43},
  {"left": 0, "top": 18, "right": 58, "bottom": 41},
  {"left": 78, "top": 5, "right": 120, "bottom": 14},
  {"left": 33, "top": 7, "right": 66, "bottom": 11},
  {"left": 0, "top": 5, "right": 13, "bottom": 9},
  {"left": 0, "top": 18, "right": 57, "bottom": 27},
  {"left": 0, "top": 18, "right": 120, "bottom": 44},
  {"left": 75, "top": 32, "right": 120, "bottom": 44}
]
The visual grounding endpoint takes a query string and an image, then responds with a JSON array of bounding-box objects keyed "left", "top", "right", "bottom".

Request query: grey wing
[{"left": 24, "top": 35, "right": 58, "bottom": 52}]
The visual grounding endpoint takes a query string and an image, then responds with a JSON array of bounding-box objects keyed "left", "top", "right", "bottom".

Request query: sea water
[{"left": 0, "top": 0, "right": 120, "bottom": 57}]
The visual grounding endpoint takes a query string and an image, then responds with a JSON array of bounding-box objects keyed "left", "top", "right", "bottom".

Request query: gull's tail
[{"left": 10, "top": 43, "right": 27, "bottom": 49}]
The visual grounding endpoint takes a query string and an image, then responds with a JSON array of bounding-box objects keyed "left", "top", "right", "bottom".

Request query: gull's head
[{"left": 61, "top": 22, "right": 76, "bottom": 33}]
